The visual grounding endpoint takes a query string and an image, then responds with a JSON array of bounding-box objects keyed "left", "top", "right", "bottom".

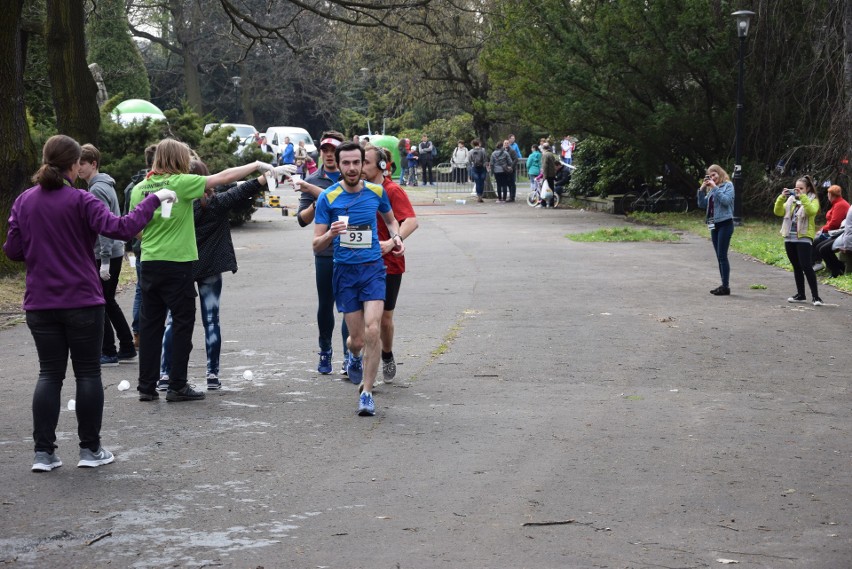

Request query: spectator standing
[
  {"left": 295, "top": 140, "right": 308, "bottom": 163},
  {"left": 406, "top": 146, "right": 419, "bottom": 187},
  {"left": 561, "top": 135, "right": 575, "bottom": 164},
  {"left": 508, "top": 135, "right": 522, "bottom": 162},
  {"left": 526, "top": 144, "right": 541, "bottom": 191},
  {"left": 697, "top": 164, "right": 735, "bottom": 295},
  {"left": 123, "top": 144, "right": 157, "bottom": 349},
  {"left": 397, "top": 137, "right": 410, "bottom": 185},
  {"left": 468, "top": 140, "right": 488, "bottom": 202},
  {"left": 281, "top": 137, "right": 295, "bottom": 165},
  {"left": 451, "top": 140, "right": 470, "bottom": 184},
  {"left": 78, "top": 144, "right": 137, "bottom": 366},
  {"left": 159, "top": 160, "right": 284, "bottom": 390},
  {"left": 540, "top": 143, "right": 558, "bottom": 203},
  {"left": 490, "top": 140, "right": 514, "bottom": 203},
  {"left": 418, "top": 135, "right": 435, "bottom": 186},
  {"left": 774, "top": 175, "right": 823, "bottom": 306},
  {"left": 129, "top": 139, "right": 274, "bottom": 402},
  {"left": 294, "top": 131, "right": 350, "bottom": 375},
  {"left": 812, "top": 184, "right": 849, "bottom": 272},
  {"left": 3, "top": 134, "right": 171, "bottom": 472},
  {"left": 504, "top": 139, "right": 518, "bottom": 201}
]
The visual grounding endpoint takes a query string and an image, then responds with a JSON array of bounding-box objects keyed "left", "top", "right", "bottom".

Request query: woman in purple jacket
[{"left": 3, "top": 135, "right": 174, "bottom": 472}]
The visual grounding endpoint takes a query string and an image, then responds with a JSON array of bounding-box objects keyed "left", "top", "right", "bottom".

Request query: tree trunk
[
  {"left": 0, "top": 0, "right": 37, "bottom": 274},
  {"left": 45, "top": 0, "right": 100, "bottom": 144},
  {"left": 845, "top": 0, "right": 852, "bottom": 158},
  {"left": 174, "top": 0, "right": 203, "bottom": 113}
]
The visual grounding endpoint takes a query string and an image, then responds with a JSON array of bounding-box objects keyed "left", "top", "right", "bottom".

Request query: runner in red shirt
[{"left": 362, "top": 145, "right": 419, "bottom": 383}]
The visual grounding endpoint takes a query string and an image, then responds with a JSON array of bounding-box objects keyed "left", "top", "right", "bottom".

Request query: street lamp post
[
  {"left": 230, "top": 76, "right": 241, "bottom": 122},
  {"left": 731, "top": 10, "right": 754, "bottom": 225}
]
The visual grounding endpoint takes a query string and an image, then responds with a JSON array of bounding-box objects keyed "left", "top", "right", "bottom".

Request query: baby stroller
[{"left": 526, "top": 175, "right": 560, "bottom": 208}]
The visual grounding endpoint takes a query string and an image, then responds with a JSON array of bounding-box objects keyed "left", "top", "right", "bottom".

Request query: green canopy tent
[
  {"left": 365, "top": 135, "right": 402, "bottom": 178},
  {"left": 111, "top": 99, "right": 167, "bottom": 127}
]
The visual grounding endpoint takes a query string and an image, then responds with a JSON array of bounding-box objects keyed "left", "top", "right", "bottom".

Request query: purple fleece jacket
[{"left": 3, "top": 180, "right": 161, "bottom": 311}]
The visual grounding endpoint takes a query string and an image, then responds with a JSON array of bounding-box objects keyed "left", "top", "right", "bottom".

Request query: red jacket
[{"left": 822, "top": 198, "right": 850, "bottom": 232}]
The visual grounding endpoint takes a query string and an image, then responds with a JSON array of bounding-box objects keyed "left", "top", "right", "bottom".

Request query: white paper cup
[
  {"left": 291, "top": 174, "right": 302, "bottom": 191},
  {"left": 128, "top": 254, "right": 136, "bottom": 268},
  {"left": 266, "top": 172, "right": 278, "bottom": 193},
  {"left": 117, "top": 380, "right": 130, "bottom": 391},
  {"left": 338, "top": 215, "right": 349, "bottom": 227},
  {"left": 67, "top": 399, "right": 76, "bottom": 411},
  {"left": 161, "top": 200, "right": 173, "bottom": 218}
]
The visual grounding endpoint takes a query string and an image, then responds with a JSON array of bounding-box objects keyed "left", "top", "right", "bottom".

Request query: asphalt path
[{"left": 1, "top": 195, "right": 850, "bottom": 568}]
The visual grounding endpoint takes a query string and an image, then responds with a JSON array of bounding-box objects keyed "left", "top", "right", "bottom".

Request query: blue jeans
[
  {"left": 315, "top": 255, "right": 349, "bottom": 355},
  {"left": 161, "top": 274, "right": 223, "bottom": 377},
  {"left": 27, "top": 306, "right": 105, "bottom": 453},
  {"left": 471, "top": 167, "right": 487, "bottom": 196},
  {"left": 710, "top": 219, "right": 734, "bottom": 288}
]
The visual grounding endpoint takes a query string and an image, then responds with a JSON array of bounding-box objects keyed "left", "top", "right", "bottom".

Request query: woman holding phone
[
  {"left": 697, "top": 164, "right": 735, "bottom": 295},
  {"left": 774, "top": 175, "right": 823, "bottom": 305}
]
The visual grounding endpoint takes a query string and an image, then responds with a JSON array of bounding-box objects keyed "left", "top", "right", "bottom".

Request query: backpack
[{"left": 471, "top": 147, "right": 486, "bottom": 168}]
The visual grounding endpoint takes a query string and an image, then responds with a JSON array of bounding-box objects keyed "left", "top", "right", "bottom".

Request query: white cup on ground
[
  {"left": 160, "top": 200, "right": 173, "bottom": 218},
  {"left": 117, "top": 380, "right": 130, "bottom": 391}
]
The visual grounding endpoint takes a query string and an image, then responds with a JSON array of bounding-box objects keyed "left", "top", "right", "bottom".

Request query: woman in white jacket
[{"left": 451, "top": 140, "right": 469, "bottom": 184}]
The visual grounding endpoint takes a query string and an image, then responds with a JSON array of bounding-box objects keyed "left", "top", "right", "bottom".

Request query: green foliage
[
  {"left": 399, "top": 114, "right": 475, "bottom": 162},
  {"left": 567, "top": 227, "right": 680, "bottom": 243},
  {"left": 86, "top": 0, "right": 151, "bottom": 101},
  {"left": 568, "top": 136, "right": 643, "bottom": 197}
]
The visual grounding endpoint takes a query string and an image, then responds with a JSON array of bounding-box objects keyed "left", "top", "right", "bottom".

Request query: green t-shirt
[{"left": 129, "top": 173, "right": 206, "bottom": 262}]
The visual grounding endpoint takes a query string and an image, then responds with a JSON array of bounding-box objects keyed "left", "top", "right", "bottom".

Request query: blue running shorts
[{"left": 333, "top": 259, "right": 387, "bottom": 314}]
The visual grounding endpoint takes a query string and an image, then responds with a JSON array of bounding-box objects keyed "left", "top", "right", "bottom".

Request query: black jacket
[{"left": 193, "top": 178, "right": 263, "bottom": 280}]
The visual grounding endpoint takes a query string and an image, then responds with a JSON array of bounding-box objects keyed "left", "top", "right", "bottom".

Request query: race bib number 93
[{"left": 340, "top": 224, "right": 372, "bottom": 248}]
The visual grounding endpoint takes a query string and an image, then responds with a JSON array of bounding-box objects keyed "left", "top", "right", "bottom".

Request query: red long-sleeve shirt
[{"left": 822, "top": 198, "right": 850, "bottom": 232}]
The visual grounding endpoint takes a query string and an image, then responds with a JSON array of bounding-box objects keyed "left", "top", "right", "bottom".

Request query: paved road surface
[{"left": 1, "top": 200, "right": 850, "bottom": 568}]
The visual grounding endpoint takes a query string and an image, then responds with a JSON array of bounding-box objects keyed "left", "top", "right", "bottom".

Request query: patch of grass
[
  {"left": 750, "top": 284, "right": 768, "bottom": 290},
  {"left": 627, "top": 211, "right": 852, "bottom": 293},
  {"left": 568, "top": 226, "right": 680, "bottom": 242}
]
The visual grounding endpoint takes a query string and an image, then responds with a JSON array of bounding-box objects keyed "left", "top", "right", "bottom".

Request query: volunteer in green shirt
[{"left": 130, "top": 138, "right": 275, "bottom": 402}]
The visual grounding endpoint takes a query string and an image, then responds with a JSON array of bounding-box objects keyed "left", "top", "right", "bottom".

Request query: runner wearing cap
[
  {"left": 361, "top": 145, "right": 418, "bottom": 383},
  {"left": 295, "top": 131, "right": 350, "bottom": 376},
  {"left": 312, "top": 142, "right": 404, "bottom": 416}
]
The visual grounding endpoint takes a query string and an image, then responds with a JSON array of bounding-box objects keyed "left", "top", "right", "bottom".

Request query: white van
[
  {"left": 203, "top": 123, "right": 259, "bottom": 156},
  {"left": 264, "top": 127, "right": 317, "bottom": 163}
]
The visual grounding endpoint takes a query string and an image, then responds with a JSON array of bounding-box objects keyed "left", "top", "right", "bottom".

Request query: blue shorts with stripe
[{"left": 333, "top": 259, "right": 386, "bottom": 314}]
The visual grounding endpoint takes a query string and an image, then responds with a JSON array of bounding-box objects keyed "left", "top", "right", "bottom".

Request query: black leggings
[{"left": 785, "top": 241, "right": 819, "bottom": 298}]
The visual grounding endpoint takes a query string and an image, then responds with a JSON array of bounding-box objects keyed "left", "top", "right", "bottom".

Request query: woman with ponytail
[
  {"left": 3, "top": 134, "right": 175, "bottom": 472},
  {"left": 774, "top": 174, "right": 823, "bottom": 306}
]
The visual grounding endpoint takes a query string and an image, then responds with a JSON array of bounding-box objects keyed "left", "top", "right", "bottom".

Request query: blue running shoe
[
  {"left": 358, "top": 391, "right": 375, "bottom": 416},
  {"left": 348, "top": 355, "right": 363, "bottom": 385},
  {"left": 100, "top": 354, "right": 119, "bottom": 367},
  {"left": 317, "top": 350, "right": 333, "bottom": 374}
]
